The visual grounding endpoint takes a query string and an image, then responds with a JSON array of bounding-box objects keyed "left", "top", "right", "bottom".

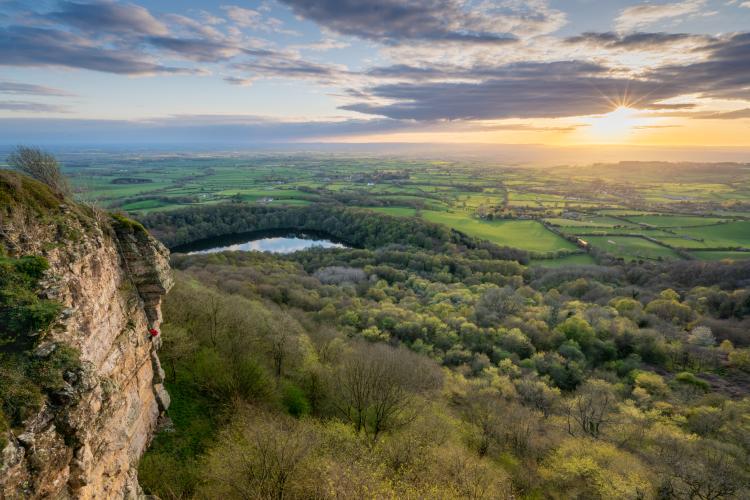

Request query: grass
[
  {"left": 689, "top": 250, "right": 750, "bottom": 261},
  {"left": 544, "top": 216, "right": 629, "bottom": 228},
  {"left": 584, "top": 236, "right": 682, "bottom": 261},
  {"left": 624, "top": 215, "right": 727, "bottom": 227},
  {"left": 672, "top": 222, "right": 750, "bottom": 248},
  {"left": 420, "top": 211, "right": 577, "bottom": 253},
  {"left": 530, "top": 253, "right": 596, "bottom": 267},
  {"left": 368, "top": 206, "right": 417, "bottom": 217}
]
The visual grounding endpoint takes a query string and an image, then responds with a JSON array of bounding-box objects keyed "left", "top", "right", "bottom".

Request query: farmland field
[
  {"left": 15, "top": 149, "right": 745, "bottom": 264},
  {"left": 673, "top": 222, "right": 750, "bottom": 248},
  {"left": 421, "top": 211, "right": 577, "bottom": 253},
  {"left": 583, "top": 236, "right": 683, "bottom": 261},
  {"left": 623, "top": 215, "right": 727, "bottom": 227},
  {"left": 689, "top": 250, "right": 750, "bottom": 261}
]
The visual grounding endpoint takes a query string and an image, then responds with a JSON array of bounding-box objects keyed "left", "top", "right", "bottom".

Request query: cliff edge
[{"left": 0, "top": 171, "right": 173, "bottom": 498}]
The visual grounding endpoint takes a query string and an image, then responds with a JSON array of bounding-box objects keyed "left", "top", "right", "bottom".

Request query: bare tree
[
  {"left": 332, "top": 342, "right": 442, "bottom": 441},
  {"left": 8, "top": 146, "right": 70, "bottom": 195}
]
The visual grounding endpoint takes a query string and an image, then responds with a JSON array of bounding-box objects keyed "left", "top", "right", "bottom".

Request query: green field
[
  {"left": 421, "top": 211, "right": 577, "bottom": 253},
  {"left": 584, "top": 236, "right": 682, "bottom": 261},
  {"left": 689, "top": 250, "right": 750, "bottom": 261},
  {"left": 673, "top": 222, "right": 750, "bottom": 248},
  {"left": 624, "top": 215, "right": 727, "bottom": 227}
]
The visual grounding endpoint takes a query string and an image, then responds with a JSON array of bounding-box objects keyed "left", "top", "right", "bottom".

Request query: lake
[{"left": 171, "top": 229, "right": 348, "bottom": 254}]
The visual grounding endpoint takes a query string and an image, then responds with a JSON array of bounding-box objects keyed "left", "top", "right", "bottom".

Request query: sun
[{"left": 586, "top": 106, "right": 643, "bottom": 142}]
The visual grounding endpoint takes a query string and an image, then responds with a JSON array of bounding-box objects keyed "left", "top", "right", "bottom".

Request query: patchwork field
[{"left": 31, "top": 150, "right": 747, "bottom": 264}]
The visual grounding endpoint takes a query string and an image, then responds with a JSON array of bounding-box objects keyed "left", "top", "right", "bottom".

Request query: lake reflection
[
  {"left": 189, "top": 236, "right": 345, "bottom": 254},
  {"left": 173, "top": 229, "right": 349, "bottom": 255}
]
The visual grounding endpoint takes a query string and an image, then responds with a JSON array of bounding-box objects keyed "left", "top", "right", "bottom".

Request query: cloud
[
  {"left": 0, "top": 114, "right": 582, "bottom": 144},
  {"left": 0, "top": 25, "right": 192, "bottom": 74},
  {"left": 275, "top": 0, "right": 529, "bottom": 44},
  {"left": 0, "top": 100, "right": 70, "bottom": 113},
  {"left": 695, "top": 108, "right": 750, "bottom": 119},
  {"left": 221, "top": 5, "right": 298, "bottom": 35},
  {"left": 292, "top": 38, "right": 350, "bottom": 52},
  {"left": 650, "top": 32, "right": 750, "bottom": 101},
  {"left": 221, "top": 6, "right": 262, "bottom": 28},
  {"left": 147, "top": 36, "right": 241, "bottom": 61},
  {"left": 643, "top": 102, "right": 696, "bottom": 110},
  {"left": 48, "top": 0, "right": 168, "bottom": 36},
  {"left": 226, "top": 48, "right": 349, "bottom": 84},
  {"left": 0, "top": 115, "right": 426, "bottom": 143},
  {"left": 343, "top": 62, "right": 670, "bottom": 120},
  {"left": 565, "top": 31, "right": 712, "bottom": 50},
  {"left": 345, "top": 30, "right": 750, "bottom": 121},
  {"left": 0, "top": 81, "right": 74, "bottom": 97},
  {"left": 615, "top": 0, "right": 706, "bottom": 32}
]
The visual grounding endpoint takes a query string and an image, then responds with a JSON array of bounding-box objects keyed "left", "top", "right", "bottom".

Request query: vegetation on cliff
[{"left": 0, "top": 253, "right": 80, "bottom": 447}]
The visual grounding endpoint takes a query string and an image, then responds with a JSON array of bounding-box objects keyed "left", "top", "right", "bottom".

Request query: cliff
[{"left": 0, "top": 172, "right": 173, "bottom": 498}]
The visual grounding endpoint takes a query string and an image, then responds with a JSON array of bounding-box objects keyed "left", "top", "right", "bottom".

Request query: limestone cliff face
[{"left": 0, "top": 175, "right": 172, "bottom": 499}]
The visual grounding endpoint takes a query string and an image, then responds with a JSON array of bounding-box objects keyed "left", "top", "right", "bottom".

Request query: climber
[{"left": 148, "top": 328, "right": 159, "bottom": 338}]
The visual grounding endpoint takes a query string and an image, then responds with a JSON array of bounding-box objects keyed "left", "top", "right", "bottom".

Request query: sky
[{"left": 1, "top": 0, "right": 750, "bottom": 150}]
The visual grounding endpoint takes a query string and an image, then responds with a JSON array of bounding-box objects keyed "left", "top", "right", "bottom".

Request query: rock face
[{"left": 0, "top": 176, "right": 173, "bottom": 499}]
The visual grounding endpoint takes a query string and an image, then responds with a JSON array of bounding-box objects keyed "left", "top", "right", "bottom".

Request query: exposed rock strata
[{"left": 0, "top": 187, "right": 172, "bottom": 499}]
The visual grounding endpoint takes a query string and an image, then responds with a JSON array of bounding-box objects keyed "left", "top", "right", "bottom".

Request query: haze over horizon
[{"left": 1, "top": 0, "right": 750, "bottom": 158}]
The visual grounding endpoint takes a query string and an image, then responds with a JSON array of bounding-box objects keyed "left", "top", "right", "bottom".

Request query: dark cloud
[
  {"left": 565, "top": 31, "right": 712, "bottom": 49},
  {"left": 651, "top": 32, "right": 750, "bottom": 101},
  {"left": 0, "top": 25, "right": 191, "bottom": 74},
  {"left": 48, "top": 0, "right": 168, "bottom": 36},
  {"left": 346, "top": 32, "right": 750, "bottom": 121},
  {"left": 276, "top": 0, "right": 519, "bottom": 44},
  {"left": 0, "top": 100, "right": 69, "bottom": 112},
  {"left": 228, "top": 49, "right": 347, "bottom": 83},
  {"left": 644, "top": 103, "right": 696, "bottom": 110},
  {"left": 366, "top": 61, "right": 606, "bottom": 80},
  {"left": 0, "top": 116, "right": 422, "bottom": 143},
  {"left": 0, "top": 81, "right": 74, "bottom": 96},
  {"left": 344, "top": 61, "right": 671, "bottom": 120},
  {"left": 147, "top": 36, "right": 239, "bottom": 62},
  {"left": 0, "top": 114, "right": 581, "bottom": 144}
]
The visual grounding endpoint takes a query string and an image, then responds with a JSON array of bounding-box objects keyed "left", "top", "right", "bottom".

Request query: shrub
[
  {"left": 7, "top": 146, "right": 70, "bottom": 196},
  {"left": 282, "top": 383, "right": 311, "bottom": 417},
  {"left": 674, "top": 371, "right": 710, "bottom": 392}
]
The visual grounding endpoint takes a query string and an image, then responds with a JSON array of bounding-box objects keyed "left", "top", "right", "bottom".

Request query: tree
[
  {"left": 331, "top": 342, "right": 441, "bottom": 440},
  {"left": 541, "top": 437, "right": 653, "bottom": 499},
  {"left": 474, "top": 286, "right": 523, "bottom": 326},
  {"left": 688, "top": 326, "right": 716, "bottom": 347},
  {"left": 8, "top": 146, "right": 70, "bottom": 195},
  {"left": 728, "top": 348, "right": 750, "bottom": 373},
  {"left": 566, "top": 379, "right": 617, "bottom": 438},
  {"left": 200, "top": 409, "right": 316, "bottom": 499},
  {"left": 159, "top": 324, "right": 197, "bottom": 381},
  {"left": 515, "top": 378, "right": 561, "bottom": 418},
  {"left": 648, "top": 425, "right": 750, "bottom": 500}
]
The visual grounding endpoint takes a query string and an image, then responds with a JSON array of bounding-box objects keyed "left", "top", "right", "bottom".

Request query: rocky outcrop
[{"left": 0, "top": 173, "right": 172, "bottom": 499}]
